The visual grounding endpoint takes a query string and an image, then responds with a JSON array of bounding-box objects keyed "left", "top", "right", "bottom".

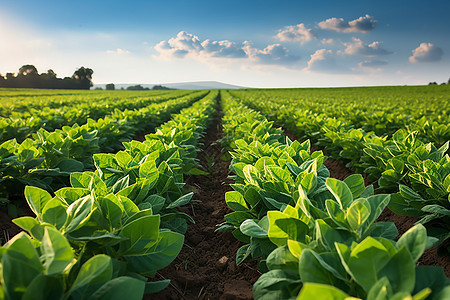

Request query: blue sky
[{"left": 1, "top": 0, "right": 449, "bottom": 87}]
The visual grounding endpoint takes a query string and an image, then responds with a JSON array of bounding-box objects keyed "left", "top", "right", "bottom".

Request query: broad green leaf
[
  {"left": 299, "top": 249, "right": 347, "bottom": 284},
  {"left": 346, "top": 199, "right": 371, "bottom": 232},
  {"left": 41, "top": 198, "right": 67, "bottom": 229},
  {"left": 343, "top": 174, "right": 365, "bottom": 199},
  {"left": 100, "top": 194, "right": 123, "bottom": 229},
  {"left": 166, "top": 192, "right": 194, "bottom": 209},
  {"left": 297, "top": 283, "right": 354, "bottom": 300},
  {"left": 126, "top": 231, "right": 184, "bottom": 273},
  {"left": 225, "top": 191, "right": 249, "bottom": 211},
  {"left": 240, "top": 219, "right": 268, "bottom": 238},
  {"left": 2, "top": 235, "right": 43, "bottom": 300},
  {"left": 255, "top": 156, "right": 276, "bottom": 172},
  {"left": 253, "top": 269, "right": 301, "bottom": 300},
  {"left": 236, "top": 244, "right": 251, "bottom": 265},
  {"left": 24, "top": 186, "right": 52, "bottom": 219},
  {"left": 22, "top": 275, "right": 64, "bottom": 300},
  {"left": 397, "top": 224, "right": 426, "bottom": 263},
  {"left": 40, "top": 227, "right": 74, "bottom": 275},
  {"left": 378, "top": 246, "right": 415, "bottom": 294},
  {"left": 366, "top": 277, "right": 391, "bottom": 300},
  {"left": 145, "top": 280, "right": 170, "bottom": 294},
  {"left": 326, "top": 178, "right": 353, "bottom": 209},
  {"left": 243, "top": 165, "right": 259, "bottom": 185},
  {"left": 90, "top": 277, "right": 145, "bottom": 300},
  {"left": 266, "top": 245, "right": 299, "bottom": 275},
  {"left": 69, "top": 255, "right": 113, "bottom": 297},
  {"left": 326, "top": 200, "right": 347, "bottom": 228},
  {"left": 119, "top": 215, "right": 160, "bottom": 255},
  {"left": 63, "top": 195, "right": 94, "bottom": 234}
]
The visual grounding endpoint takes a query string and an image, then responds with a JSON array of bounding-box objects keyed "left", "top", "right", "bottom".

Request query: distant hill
[{"left": 93, "top": 81, "right": 247, "bottom": 90}]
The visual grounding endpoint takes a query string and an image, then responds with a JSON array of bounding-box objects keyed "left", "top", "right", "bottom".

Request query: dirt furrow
[{"left": 151, "top": 106, "right": 260, "bottom": 300}]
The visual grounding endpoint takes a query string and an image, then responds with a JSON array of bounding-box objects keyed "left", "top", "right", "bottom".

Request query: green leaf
[
  {"left": 21, "top": 275, "right": 64, "bottom": 300},
  {"left": 40, "top": 227, "right": 74, "bottom": 275},
  {"left": 297, "top": 283, "right": 351, "bottom": 300},
  {"left": 186, "top": 168, "right": 209, "bottom": 175},
  {"left": 236, "top": 244, "right": 251, "bottom": 265},
  {"left": 366, "top": 277, "right": 392, "bottom": 300},
  {"left": 69, "top": 255, "right": 113, "bottom": 298},
  {"left": 299, "top": 249, "right": 346, "bottom": 284},
  {"left": 240, "top": 219, "right": 268, "bottom": 238},
  {"left": 63, "top": 195, "right": 94, "bottom": 234},
  {"left": 326, "top": 178, "right": 353, "bottom": 209},
  {"left": 91, "top": 277, "right": 145, "bottom": 300},
  {"left": 253, "top": 269, "right": 301, "bottom": 300},
  {"left": 41, "top": 198, "right": 67, "bottom": 229},
  {"left": 145, "top": 280, "right": 170, "bottom": 294},
  {"left": 343, "top": 174, "right": 366, "bottom": 199},
  {"left": 346, "top": 199, "right": 371, "bottom": 232},
  {"left": 119, "top": 215, "right": 160, "bottom": 255},
  {"left": 266, "top": 245, "right": 298, "bottom": 275},
  {"left": 166, "top": 192, "right": 194, "bottom": 209},
  {"left": 57, "top": 158, "right": 84, "bottom": 172},
  {"left": 225, "top": 191, "right": 249, "bottom": 211},
  {"left": 2, "top": 234, "right": 43, "bottom": 299},
  {"left": 126, "top": 231, "right": 184, "bottom": 274},
  {"left": 397, "top": 224, "right": 426, "bottom": 263},
  {"left": 24, "top": 186, "right": 52, "bottom": 219}
]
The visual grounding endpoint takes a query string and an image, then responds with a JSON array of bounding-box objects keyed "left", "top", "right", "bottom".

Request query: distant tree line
[
  {"left": 100, "top": 83, "right": 175, "bottom": 91},
  {"left": 429, "top": 77, "right": 450, "bottom": 86},
  {"left": 0, "top": 65, "right": 94, "bottom": 90}
]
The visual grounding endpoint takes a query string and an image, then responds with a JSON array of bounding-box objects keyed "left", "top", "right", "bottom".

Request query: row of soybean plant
[
  {"left": 0, "top": 90, "right": 208, "bottom": 214},
  {"left": 0, "top": 90, "right": 218, "bottom": 299},
  {"left": 228, "top": 89, "right": 450, "bottom": 255},
  {"left": 217, "top": 90, "right": 449, "bottom": 300},
  {"left": 0, "top": 90, "right": 192, "bottom": 143}
]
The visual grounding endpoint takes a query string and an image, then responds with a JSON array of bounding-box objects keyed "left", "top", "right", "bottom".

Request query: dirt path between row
[{"left": 151, "top": 105, "right": 260, "bottom": 300}]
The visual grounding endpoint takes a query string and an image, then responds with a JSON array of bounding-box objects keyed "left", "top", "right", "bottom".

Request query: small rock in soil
[{"left": 216, "top": 256, "right": 229, "bottom": 271}]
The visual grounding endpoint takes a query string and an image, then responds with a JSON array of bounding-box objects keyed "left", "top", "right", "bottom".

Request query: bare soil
[{"left": 150, "top": 107, "right": 260, "bottom": 300}]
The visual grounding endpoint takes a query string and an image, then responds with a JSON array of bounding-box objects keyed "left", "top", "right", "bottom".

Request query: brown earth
[{"left": 150, "top": 107, "right": 260, "bottom": 300}]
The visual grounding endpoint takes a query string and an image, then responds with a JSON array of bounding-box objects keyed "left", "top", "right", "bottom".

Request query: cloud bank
[
  {"left": 344, "top": 38, "right": 392, "bottom": 56},
  {"left": 275, "top": 23, "right": 316, "bottom": 44},
  {"left": 409, "top": 43, "right": 443, "bottom": 63},
  {"left": 305, "top": 49, "right": 350, "bottom": 74},
  {"left": 318, "top": 15, "right": 377, "bottom": 33},
  {"left": 154, "top": 31, "right": 300, "bottom": 67}
]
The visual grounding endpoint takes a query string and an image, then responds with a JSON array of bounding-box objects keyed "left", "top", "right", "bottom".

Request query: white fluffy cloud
[
  {"left": 275, "top": 23, "right": 316, "bottom": 44},
  {"left": 409, "top": 43, "right": 443, "bottom": 63},
  {"left": 154, "top": 31, "right": 299, "bottom": 67},
  {"left": 305, "top": 49, "right": 350, "bottom": 73},
  {"left": 344, "top": 38, "right": 392, "bottom": 56},
  {"left": 243, "top": 42, "right": 300, "bottom": 65},
  {"left": 358, "top": 60, "right": 388, "bottom": 71},
  {"left": 318, "top": 15, "right": 377, "bottom": 33},
  {"left": 106, "top": 48, "right": 130, "bottom": 55}
]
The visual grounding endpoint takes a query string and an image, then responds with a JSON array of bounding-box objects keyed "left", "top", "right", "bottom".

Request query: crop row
[
  {"left": 227, "top": 90, "right": 450, "bottom": 253},
  {"left": 229, "top": 86, "right": 450, "bottom": 142},
  {"left": 218, "top": 90, "right": 449, "bottom": 299},
  {"left": 0, "top": 90, "right": 218, "bottom": 299},
  {"left": 0, "top": 89, "right": 176, "bottom": 114},
  {"left": 0, "top": 90, "right": 209, "bottom": 215},
  {"left": 0, "top": 90, "right": 192, "bottom": 143}
]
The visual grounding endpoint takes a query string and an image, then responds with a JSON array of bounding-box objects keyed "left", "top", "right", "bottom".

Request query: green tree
[
  {"left": 105, "top": 83, "right": 115, "bottom": 90},
  {"left": 72, "top": 67, "right": 94, "bottom": 89}
]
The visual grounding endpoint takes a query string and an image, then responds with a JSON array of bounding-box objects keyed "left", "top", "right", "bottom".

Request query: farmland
[{"left": 0, "top": 86, "right": 449, "bottom": 300}]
